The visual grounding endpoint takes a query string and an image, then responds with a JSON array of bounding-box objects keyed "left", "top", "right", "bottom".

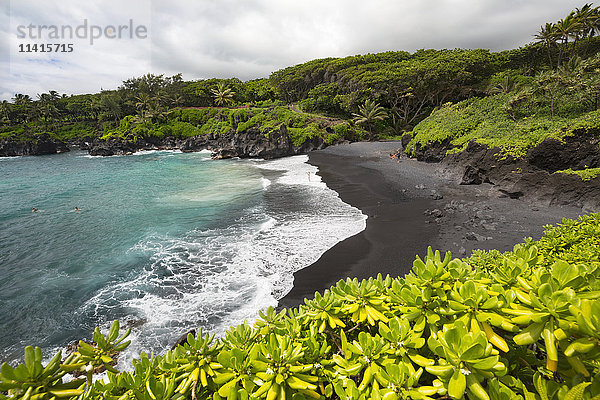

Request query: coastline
[{"left": 278, "top": 141, "right": 584, "bottom": 308}]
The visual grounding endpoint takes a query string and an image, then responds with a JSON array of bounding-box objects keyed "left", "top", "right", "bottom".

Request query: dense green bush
[
  {"left": 3, "top": 214, "right": 600, "bottom": 400},
  {"left": 405, "top": 94, "right": 600, "bottom": 160},
  {"left": 158, "top": 122, "right": 202, "bottom": 139}
]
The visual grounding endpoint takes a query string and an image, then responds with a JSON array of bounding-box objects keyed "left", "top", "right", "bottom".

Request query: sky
[{"left": 0, "top": 0, "right": 590, "bottom": 100}]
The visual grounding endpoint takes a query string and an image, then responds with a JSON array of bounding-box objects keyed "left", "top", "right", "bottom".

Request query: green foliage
[
  {"left": 288, "top": 124, "right": 320, "bottom": 146},
  {"left": 51, "top": 122, "right": 95, "bottom": 141},
  {"left": 555, "top": 167, "right": 600, "bottom": 181},
  {"left": 158, "top": 121, "right": 201, "bottom": 138},
  {"left": 406, "top": 92, "right": 600, "bottom": 160},
  {"left": 211, "top": 83, "right": 236, "bottom": 107},
  {"left": 4, "top": 214, "right": 600, "bottom": 400},
  {"left": 269, "top": 49, "right": 502, "bottom": 127},
  {"left": 0, "top": 321, "right": 130, "bottom": 400},
  {"left": 352, "top": 100, "right": 387, "bottom": 140}
]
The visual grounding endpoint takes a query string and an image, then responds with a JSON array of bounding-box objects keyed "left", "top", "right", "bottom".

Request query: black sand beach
[{"left": 278, "top": 142, "right": 583, "bottom": 308}]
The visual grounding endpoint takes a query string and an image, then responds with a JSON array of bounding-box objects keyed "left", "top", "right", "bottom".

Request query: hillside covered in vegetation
[{"left": 3, "top": 4, "right": 600, "bottom": 161}]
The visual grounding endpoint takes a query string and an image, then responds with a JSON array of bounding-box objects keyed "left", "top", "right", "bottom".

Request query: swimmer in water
[
  {"left": 32, "top": 207, "right": 38, "bottom": 213},
  {"left": 74, "top": 207, "right": 81, "bottom": 212}
]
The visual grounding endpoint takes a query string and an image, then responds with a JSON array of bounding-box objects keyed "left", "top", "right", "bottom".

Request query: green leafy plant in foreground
[{"left": 3, "top": 214, "right": 600, "bottom": 400}]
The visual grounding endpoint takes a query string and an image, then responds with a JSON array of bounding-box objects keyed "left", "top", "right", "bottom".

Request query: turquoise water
[{"left": 0, "top": 150, "right": 365, "bottom": 366}]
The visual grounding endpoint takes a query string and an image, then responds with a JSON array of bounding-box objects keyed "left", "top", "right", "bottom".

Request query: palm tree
[
  {"left": 558, "top": 56, "right": 584, "bottom": 79},
  {"left": 135, "top": 93, "right": 152, "bottom": 111},
  {"left": 531, "top": 71, "right": 565, "bottom": 118},
  {"left": 352, "top": 99, "right": 387, "bottom": 141},
  {"left": 554, "top": 14, "right": 583, "bottom": 65},
  {"left": 575, "top": 3, "right": 598, "bottom": 39},
  {"left": 12, "top": 93, "right": 32, "bottom": 105},
  {"left": 36, "top": 93, "right": 58, "bottom": 130},
  {"left": 100, "top": 92, "right": 123, "bottom": 124},
  {"left": 170, "top": 94, "right": 184, "bottom": 108},
  {"left": 0, "top": 100, "right": 11, "bottom": 124},
  {"left": 147, "top": 102, "right": 166, "bottom": 123},
  {"left": 535, "top": 23, "right": 559, "bottom": 69},
  {"left": 47, "top": 90, "right": 61, "bottom": 101},
  {"left": 488, "top": 76, "right": 519, "bottom": 94},
  {"left": 211, "top": 83, "right": 235, "bottom": 106}
]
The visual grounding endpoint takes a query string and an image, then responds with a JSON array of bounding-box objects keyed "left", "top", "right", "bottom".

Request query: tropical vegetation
[
  {"left": 3, "top": 4, "right": 600, "bottom": 147},
  {"left": 2, "top": 5, "right": 600, "bottom": 400},
  {"left": 2, "top": 213, "right": 600, "bottom": 400}
]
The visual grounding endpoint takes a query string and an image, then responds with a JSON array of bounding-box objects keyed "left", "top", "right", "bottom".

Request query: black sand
[{"left": 278, "top": 142, "right": 583, "bottom": 308}]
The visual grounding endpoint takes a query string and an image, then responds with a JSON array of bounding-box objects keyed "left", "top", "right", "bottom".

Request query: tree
[
  {"left": 135, "top": 92, "right": 151, "bottom": 112},
  {"left": 0, "top": 100, "right": 11, "bottom": 123},
  {"left": 352, "top": 99, "right": 387, "bottom": 140},
  {"left": 488, "top": 75, "right": 519, "bottom": 94},
  {"left": 535, "top": 23, "right": 558, "bottom": 69},
  {"left": 12, "top": 93, "right": 32, "bottom": 105},
  {"left": 575, "top": 3, "right": 599, "bottom": 40},
  {"left": 211, "top": 82, "right": 236, "bottom": 106},
  {"left": 100, "top": 91, "right": 124, "bottom": 124},
  {"left": 36, "top": 92, "right": 59, "bottom": 130},
  {"left": 554, "top": 14, "right": 583, "bottom": 66}
]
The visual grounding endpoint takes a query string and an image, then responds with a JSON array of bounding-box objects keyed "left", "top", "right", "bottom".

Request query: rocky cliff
[
  {"left": 401, "top": 129, "right": 600, "bottom": 211},
  {"left": 0, "top": 135, "right": 70, "bottom": 157}
]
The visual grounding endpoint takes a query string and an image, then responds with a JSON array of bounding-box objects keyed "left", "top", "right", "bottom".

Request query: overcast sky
[{"left": 0, "top": 0, "right": 589, "bottom": 100}]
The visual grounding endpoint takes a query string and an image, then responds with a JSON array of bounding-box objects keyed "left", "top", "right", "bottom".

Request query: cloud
[{"left": 0, "top": 0, "right": 587, "bottom": 100}]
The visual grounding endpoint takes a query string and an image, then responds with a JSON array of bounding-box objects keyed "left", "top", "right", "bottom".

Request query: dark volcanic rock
[
  {"left": 88, "top": 139, "right": 138, "bottom": 156},
  {"left": 407, "top": 135, "right": 600, "bottom": 210},
  {"left": 0, "top": 135, "right": 69, "bottom": 157},
  {"left": 527, "top": 132, "right": 600, "bottom": 172},
  {"left": 180, "top": 135, "right": 209, "bottom": 153},
  {"left": 210, "top": 125, "right": 294, "bottom": 159},
  {"left": 171, "top": 329, "right": 196, "bottom": 350},
  {"left": 461, "top": 165, "right": 486, "bottom": 185},
  {"left": 400, "top": 133, "right": 413, "bottom": 148},
  {"left": 411, "top": 138, "right": 455, "bottom": 163},
  {"left": 85, "top": 123, "right": 340, "bottom": 160}
]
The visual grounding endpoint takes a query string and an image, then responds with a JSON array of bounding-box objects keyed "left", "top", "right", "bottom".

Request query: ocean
[{"left": 0, "top": 150, "right": 365, "bottom": 367}]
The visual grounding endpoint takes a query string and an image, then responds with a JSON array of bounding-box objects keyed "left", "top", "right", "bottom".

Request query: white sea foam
[
  {"left": 255, "top": 155, "right": 324, "bottom": 187},
  {"left": 83, "top": 154, "right": 366, "bottom": 371},
  {"left": 261, "top": 177, "right": 272, "bottom": 189},
  {"left": 78, "top": 149, "right": 185, "bottom": 158}
]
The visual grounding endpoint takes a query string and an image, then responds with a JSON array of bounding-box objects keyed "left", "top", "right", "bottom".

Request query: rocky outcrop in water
[
  {"left": 84, "top": 124, "right": 338, "bottom": 160},
  {"left": 0, "top": 135, "right": 69, "bottom": 157},
  {"left": 209, "top": 125, "right": 296, "bottom": 159}
]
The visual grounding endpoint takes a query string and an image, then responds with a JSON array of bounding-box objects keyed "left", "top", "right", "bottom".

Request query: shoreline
[{"left": 278, "top": 141, "right": 584, "bottom": 308}]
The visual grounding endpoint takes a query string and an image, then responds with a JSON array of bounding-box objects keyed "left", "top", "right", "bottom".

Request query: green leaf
[
  {"left": 107, "top": 320, "right": 120, "bottom": 343},
  {"left": 448, "top": 369, "right": 466, "bottom": 399},
  {"left": 564, "top": 382, "right": 591, "bottom": 400},
  {"left": 0, "top": 363, "right": 16, "bottom": 381},
  {"left": 24, "top": 346, "right": 35, "bottom": 376},
  {"left": 533, "top": 373, "right": 549, "bottom": 400},
  {"left": 470, "top": 356, "right": 499, "bottom": 371}
]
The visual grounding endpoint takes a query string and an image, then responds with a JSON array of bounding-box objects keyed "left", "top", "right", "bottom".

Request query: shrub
[
  {"left": 2, "top": 214, "right": 600, "bottom": 400},
  {"left": 406, "top": 94, "right": 600, "bottom": 160}
]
